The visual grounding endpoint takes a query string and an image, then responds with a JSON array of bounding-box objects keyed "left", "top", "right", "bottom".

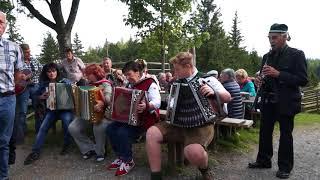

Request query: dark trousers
[{"left": 257, "top": 102, "right": 294, "bottom": 173}]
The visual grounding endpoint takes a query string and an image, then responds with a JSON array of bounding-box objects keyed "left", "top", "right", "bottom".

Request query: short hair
[
  {"left": 20, "top": 44, "right": 30, "bottom": 51},
  {"left": 84, "top": 64, "right": 106, "bottom": 81},
  {"left": 158, "top": 72, "right": 166, "bottom": 78},
  {"left": 235, "top": 69, "right": 248, "bottom": 79},
  {"left": 65, "top": 47, "right": 73, "bottom": 53},
  {"left": 122, "top": 60, "right": 143, "bottom": 74},
  {"left": 103, "top": 57, "right": 112, "bottom": 62},
  {"left": 135, "top": 59, "right": 147, "bottom": 71},
  {"left": 221, "top": 68, "right": 236, "bottom": 80},
  {"left": 169, "top": 52, "right": 194, "bottom": 66}
]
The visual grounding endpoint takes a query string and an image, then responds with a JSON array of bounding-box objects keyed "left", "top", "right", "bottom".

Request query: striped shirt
[
  {"left": 22, "top": 57, "right": 42, "bottom": 84},
  {"left": 222, "top": 80, "right": 243, "bottom": 119},
  {"left": 0, "top": 38, "right": 24, "bottom": 93}
]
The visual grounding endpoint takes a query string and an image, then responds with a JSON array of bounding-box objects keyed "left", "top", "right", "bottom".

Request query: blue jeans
[
  {"left": 106, "top": 122, "right": 143, "bottom": 162},
  {"left": 14, "top": 84, "right": 39, "bottom": 143},
  {"left": 0, "top": 95, "right": 16, "bottom": 180},
  {"left": 32, "top": 110, "right": 73, "bottom": 153}
]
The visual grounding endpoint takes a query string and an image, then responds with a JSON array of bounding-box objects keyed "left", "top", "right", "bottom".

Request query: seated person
[
  {"left": 68, "top": 64, "right": 112, "bottom": 162},
  {"left": 24, "top": 63, "right": 74, "bottom": 165},
  {"left": 235, "top": 68, "right": 256, "bottom": 97},
  {"left": 106, "top": 60, "right": 161, "bottom": 176},
  {"left": 207, "top": 69, "right": 219, "bottom": 79},
  {"left": 158, "top": 72, "right": 168, "bottom": 91},
  {"left": 220, "top": 68, "right": 243, "bottom": 119},
  {"left": 145, "top": 52, "right": 231, "bottom": 180}
]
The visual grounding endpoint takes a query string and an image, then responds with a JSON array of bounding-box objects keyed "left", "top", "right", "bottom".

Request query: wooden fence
[
  {"left": 112, "top": 61, "right": 171, "bottom": 75},
  {"left": 301, "top": 86, "right": 320, "bottom": 113}
]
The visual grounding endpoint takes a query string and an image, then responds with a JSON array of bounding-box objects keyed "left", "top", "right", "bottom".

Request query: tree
[
  {"left": 119, "top": 0, "right": 193, "bottom": 71},
  {"left": 39, "top": 32, "right": 60, "bottom": 64},
  {"left": 19, "top": 0, "right": 80, "bottom": 58},
  {"left": 72, "top": 32, "right": 84, "bottom": 57},
  {"left": 0, "top": 0, "right": 24, "bottom": 43},
  {"left": 229, "top": 11, "right": 244, "bottom": 50}
]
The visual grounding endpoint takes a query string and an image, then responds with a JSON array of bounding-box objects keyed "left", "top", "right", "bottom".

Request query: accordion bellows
[
  {"left": 47, "top": 83, "right": 74, "bottom": 110},
  {"left": 166, "top": 77, "right": 220, "bottom": 128},
  {"left": 111, "top": 87, "right": 145, "bottom": 126},
  {"left": 74, "top": 86, "right": 105, "bottom": 124}
]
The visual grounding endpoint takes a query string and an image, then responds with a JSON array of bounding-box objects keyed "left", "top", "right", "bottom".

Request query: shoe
[
  {"left": 24, "top": 152, "right": 40, "bottom": 165},
  {"left": 107, "top": 158, "right": 123, "bottom": 170},
  {"left": 199, "top": 167, "right": 214, "bottom": 180},
  {"left": 276, "top": 170, "right": 290, "bottom": 179},
  {"left": 115, "top": 160, "right": 135, "bottom": 176},
  {"left": 60, "top": 144, "right": 72, "bottom": 155},
  {"left": 8, "top": 154, "right": 16, "bottom": 165},
  {"left": 248, "top": 161, "right": 271, "bottom": 169},
  {"left": 82, "top": 150, "right": 96, "bottom": 160},
  {"left": 96, "top": 155, "right": 105, "bottom": 162}
]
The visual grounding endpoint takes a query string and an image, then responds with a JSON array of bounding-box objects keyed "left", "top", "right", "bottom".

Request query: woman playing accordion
[
  {"left": 106, "top": 60, "right": 161, "bottom": 176},
  {"left": 68, "top": 64, "right": 112, "bottom": 162},
  {"left": 24, "top": 63, "right": 74, "bottom": 165}
]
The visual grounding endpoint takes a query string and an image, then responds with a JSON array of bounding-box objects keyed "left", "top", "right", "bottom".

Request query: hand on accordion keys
[
  {"left": 94, "top": 100, "right": 105, "bottom": 113},
  {"left": 136, "top": 101, "right": 147, "bottom": 113}
]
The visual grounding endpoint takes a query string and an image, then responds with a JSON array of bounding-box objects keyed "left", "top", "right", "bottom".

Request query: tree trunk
[{"left": 56, "top": 30, "right": 72, "bottom": 59}]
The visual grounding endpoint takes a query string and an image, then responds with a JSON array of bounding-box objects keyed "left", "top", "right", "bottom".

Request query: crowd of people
[{"left": 0, "top": 9, "right": 308, "bottom": 180}]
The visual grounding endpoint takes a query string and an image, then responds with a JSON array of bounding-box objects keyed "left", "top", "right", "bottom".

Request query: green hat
[{"left": 269, "top": 23, "right": 288, "bottom": 33}]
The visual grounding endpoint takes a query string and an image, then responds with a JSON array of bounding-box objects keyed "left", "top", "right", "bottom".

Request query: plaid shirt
[
  {"left": 22, "top": 57, "right": 42, "bottom": 84},
  {"left": 0, "top": 38, "right": 24, "bottom": 93}
]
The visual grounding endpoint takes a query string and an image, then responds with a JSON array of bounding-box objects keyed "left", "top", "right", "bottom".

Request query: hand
[
  {"left": 262, "top": 65, "right": 280, "bottom": 78},
  {"left": 137, "top": 101, "right": 147, "bottom": 113},
  {"left": 39, "top": 92, "right": 49, "bottom": 100},
  {"left": 94, "top": 100, "right": 105, "bottom": 112},
  {"left": 254, "top": 75, "right": 263, "bottom": 88},
  {"left": 199, "top": 84, "right": 215, "bottom": 98}
]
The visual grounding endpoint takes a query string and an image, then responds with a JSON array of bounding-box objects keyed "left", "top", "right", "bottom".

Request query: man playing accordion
[
  {"left": 106, "top": 60, "right": 161, "bottom": 176},
  {"left": 146, "top": 52, "right": 231, "bottom": 180}
]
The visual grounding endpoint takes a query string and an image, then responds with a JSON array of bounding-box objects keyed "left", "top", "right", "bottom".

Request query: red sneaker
[
  {"left": 115, "top": 160, "right": 135, "bottom": 176},
  {"left": 106, "top": 158, "right": 123, "bottom": 170}
]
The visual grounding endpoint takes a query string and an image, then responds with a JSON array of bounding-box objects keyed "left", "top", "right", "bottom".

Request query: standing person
[
  {"left": 248, "top": 23, "right": 308, "bottom": 179},
  {"left": 101, "top": 57, "right": 115, "bottom": 81},
  {"left": 106, "top": 60, "right": 161, "bottom": 176},
  {"left": 0, "top": 11, "right": 24, "bottom": 180},
  {"left": 145, "top": 52, "right": 231, "bottom": 180},
  {"left": 220, "top": 68, "right": 243, "bottom": 119},
  {"left": 61, "top": 47, "right": 86, "bottom": 85},
  {"left": 68, "top": 64, "right": 112, "bottom": 162},
  {"left": 9, "top": 43, "right": 42, "bottom": 165}
]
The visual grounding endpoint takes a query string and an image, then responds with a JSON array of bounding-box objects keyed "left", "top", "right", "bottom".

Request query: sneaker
[
  {"left": 107, "top": 158, "right": 123, "bottom": 170},
  {"left": 96, "top": 155, "right": 105, "bottom": 162},
  {"left": 82, "top": 150, "right": 96, "bottom": 160},
  {"left": 24, "top": 152, "right": 40, "bottom": 165},
  {"left": 115, "top": 160, "right": 135, "bottom": 176},
  {"left": 60, "top": 144, "right": 72, "bottom": 155}
]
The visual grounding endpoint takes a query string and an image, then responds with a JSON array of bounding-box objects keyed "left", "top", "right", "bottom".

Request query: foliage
[
  {"left": 72, "top": 32, "right": 84, "bottom": 57},
  {"left": 229, "top": 11, "right": 245, "bottom": 50},
  {"left": 0, "top": 0, "right": 24, "bottom": 43},
  {"left": 306, "top": 59, "right": 320, "bottom": 87},
  {"left": 38, "top": 32, "right": 60, "bottom": 64}
]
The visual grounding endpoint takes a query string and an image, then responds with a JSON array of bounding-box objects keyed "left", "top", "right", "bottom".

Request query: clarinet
[{"left": 251, "top": 52, "right": 271, "bottom": 111}]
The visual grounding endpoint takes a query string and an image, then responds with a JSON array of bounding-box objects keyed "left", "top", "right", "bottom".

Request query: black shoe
[
  {"left": 276, "top": 170, "right": 290, "bottom": 179},
  {"left": 82, "top": 150, "right": 96, "bottom": 160},
  {"left": 24, "top": 152, "right": 40, "bottom": 165},
  {"left": 248, "top": 161, "right": 271, "bottom": 169},
  {"left": 8, "top": 155, "right": 15, "bottom": 165},
  {"left": 60, "top": 144, "right": 72, "bottom": 155}
]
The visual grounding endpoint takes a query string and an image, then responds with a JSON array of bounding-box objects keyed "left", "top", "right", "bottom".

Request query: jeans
[
  {"left": 106, "top": 122, "right": 143, "bottom": 162},
  {"left": 13, "top": 84, "right": 39, "bottom": 143},
  {"left": 32, "top": 110, "right": 73, "bottom": 153},
  {"left": 0, "top": 95, "right": 16, "bottom": 180}
]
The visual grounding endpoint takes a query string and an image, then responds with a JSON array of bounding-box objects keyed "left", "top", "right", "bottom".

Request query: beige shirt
[{"left": 61, "top": 57, "right": 85, "bottom": 83}]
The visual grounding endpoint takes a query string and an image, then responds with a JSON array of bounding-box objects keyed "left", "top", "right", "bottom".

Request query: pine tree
[
  {"left": 72, "top": 33, "right": 84, "bottom": 57},
  {"left": 229, "top": 11, "right": 244, "bottom": 50},
  {"left": 39, "top": 32, "right": 60, "bottom": 64}
]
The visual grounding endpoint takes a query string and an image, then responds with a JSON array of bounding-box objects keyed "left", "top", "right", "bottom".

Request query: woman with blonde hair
[{"left": 235, "top": 69, "right": 256, "bottom": 97}]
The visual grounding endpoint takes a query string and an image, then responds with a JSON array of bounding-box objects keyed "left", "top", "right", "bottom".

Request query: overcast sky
[{"left": 7, "top": 0, "right": 320, "bottom": 59}]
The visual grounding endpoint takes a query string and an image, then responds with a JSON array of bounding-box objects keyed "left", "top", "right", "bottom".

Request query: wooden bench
[{"left": 216, "top": 117, "right": 254, "bottom": 137}]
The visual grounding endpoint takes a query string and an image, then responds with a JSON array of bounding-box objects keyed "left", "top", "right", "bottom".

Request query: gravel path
[{"left": 9, "top": 125, "right": 320, "bottom": 180}]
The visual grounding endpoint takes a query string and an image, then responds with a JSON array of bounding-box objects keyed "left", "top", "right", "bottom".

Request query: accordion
[
  {"left": 166, "top": 77, "right": 223, "bottom": 128},
  {"left": 111, "top": 87, "right": 145, "bottom": 126},
  {"left": 73, "top": 86, "right": 105, "bottom": 124},
  {"left": 46, "top": 83, "right": 74, "bottom": 110}
]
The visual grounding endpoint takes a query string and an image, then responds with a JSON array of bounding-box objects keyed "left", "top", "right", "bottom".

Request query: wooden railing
[{"left": 301, "top": 86, "right": 320, "bottom": 113}]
